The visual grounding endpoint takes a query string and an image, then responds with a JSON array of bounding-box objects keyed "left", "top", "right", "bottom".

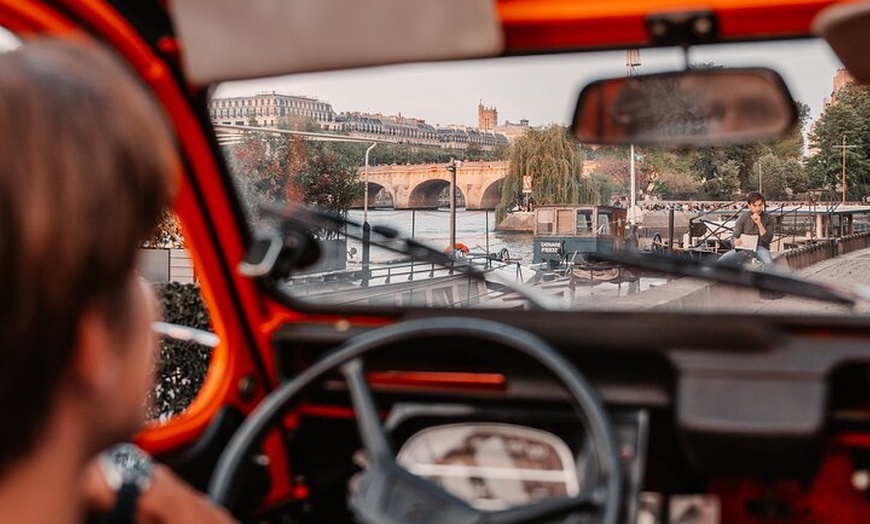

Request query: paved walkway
[
  {"left": 577, "top": 247, "right": 870, "bottom": 315},
  {"left": 747, "top": 248, "right": 870, "bottom": 315}
]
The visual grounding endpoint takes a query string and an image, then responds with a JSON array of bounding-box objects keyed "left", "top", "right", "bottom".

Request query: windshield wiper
[
  {"left": 589, "top": 250, "right": 857, "bottom": 307},
  {"left": 241, "top": 203, "right": 555, "bottom": 310}
]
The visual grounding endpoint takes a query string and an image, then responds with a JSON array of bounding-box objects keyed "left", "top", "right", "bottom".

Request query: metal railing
[{"left": 778, "top": 231, "right": 870, "bottom": 270}]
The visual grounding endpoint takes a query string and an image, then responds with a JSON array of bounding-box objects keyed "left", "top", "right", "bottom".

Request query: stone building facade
[
  {"left": 210, "top": 91, "right": 335, "bottom": 128},
  {"left": 212, "top": 95, "right": 514, "bottom": 151}
]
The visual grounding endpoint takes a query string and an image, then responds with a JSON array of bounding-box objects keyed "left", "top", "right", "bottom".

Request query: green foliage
[
  {"left": 147, "top": 282, "right": 212, "bottom": 421},
  {"left": 497, "top": 125, "right": 596, "bottom": 222},
  {"left": 590, "top": 172, "right": 616, "bottom": 203},
  {"left": 287, "top": 139, "right": 362, "bottom": 235},
  {"left": 229, "top": 132, "right": 362, "bottom": 233},
  {"left": 369, "top": 143, "right": 454, "bottom": 165},
  {"left": 753, "top": 153, "right": 806, "bottom": 199},
  {"left": 642, "top": 150, "right": 699, "bottom": 199},
  {"left": 771, "top": 101, "right": 810, "bottom": 158},
  {"left": 806, "top": 83, "right": 870, "bottom": 199},
  {"left": 230, "top": 131, "right": 288, "bottom": 211}
]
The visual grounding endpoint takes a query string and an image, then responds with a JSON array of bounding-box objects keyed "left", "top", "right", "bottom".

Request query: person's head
[
  {"left": 0, "top": 39, "right": 176, "bottom": 473},
  {"left": 746, "top": 191, "right": 766, "bottom": 214}
]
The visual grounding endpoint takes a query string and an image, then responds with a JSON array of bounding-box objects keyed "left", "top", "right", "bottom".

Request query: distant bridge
[
  {"left": 213, "top": 124, "right": 508, "bottom": 209},
  {"left": 356, "top": 161, "right": 508, "bottom": 210}
]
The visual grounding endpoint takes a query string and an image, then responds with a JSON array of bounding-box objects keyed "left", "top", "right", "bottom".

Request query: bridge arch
[
  {"left": 351, "top": 182, "right": 392, "bottom": 209},
  {"left": 408, "top": 179, "right": 465, "bottom": 209},
  {"left": 479, "top": 178, "right": 505, "bottom": 209},
  {"left": 356, "top": 161, "right": 508, "bottom": 209},
  {"left": 408, "top": 179, "right": 446, "bottom": 209}
]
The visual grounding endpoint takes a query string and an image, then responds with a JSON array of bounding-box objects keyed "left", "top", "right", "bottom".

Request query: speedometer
[{"left": 396, "top": 423, "right": 580, "bottom": 511}]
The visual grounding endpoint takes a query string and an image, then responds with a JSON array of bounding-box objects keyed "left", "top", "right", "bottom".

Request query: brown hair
[
  {"left": 0, "top": 39, "right": 176, "bottom": 471},
  {"left": 746, "top": 191, "right": 765, "bottom": 205}
]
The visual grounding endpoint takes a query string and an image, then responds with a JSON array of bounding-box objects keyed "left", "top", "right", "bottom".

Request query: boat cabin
[{"left": 532, "top": 205, "right": 627, "bottom": 265}]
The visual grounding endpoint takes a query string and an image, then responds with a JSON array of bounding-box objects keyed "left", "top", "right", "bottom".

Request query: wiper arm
[
  {"left": 589, "top": 250, "right": 856, "bottom": 307},
  {"left": 259, "top": 202, "right": 456, "bottom": 268},
  {"left": 247, "top": 203, "right": 554, "bottom": 310}
]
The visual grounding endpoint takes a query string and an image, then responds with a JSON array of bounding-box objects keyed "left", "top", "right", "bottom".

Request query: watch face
[{"left": 102, "top": 443, "right": 154, "bottom": 491}]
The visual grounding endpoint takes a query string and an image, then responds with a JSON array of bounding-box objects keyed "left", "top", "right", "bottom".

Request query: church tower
[{"left": 478, "top": 100, "right": 497, "bottom": 131}]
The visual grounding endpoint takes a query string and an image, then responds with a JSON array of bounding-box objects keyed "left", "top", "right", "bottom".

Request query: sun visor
[
  {"left": 813, "top": 2, "right": 870, "bottom": 84},
  {"left": 168, "top": 0, "right": 504, "bottom": 86}
]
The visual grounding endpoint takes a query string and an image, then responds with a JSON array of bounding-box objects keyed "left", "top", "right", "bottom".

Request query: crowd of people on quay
[{"left": 609, "top": 196, "right": 853, "bottom": 213}]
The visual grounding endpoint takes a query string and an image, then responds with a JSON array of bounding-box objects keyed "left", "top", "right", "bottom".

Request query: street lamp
[
  {"left": 362, "top": 142, "right": 376, "bottom": 287},
  {"left": 446, "top": 158, "right": 462, "bottom": 249},
  {"left": 363, "top": 142, "right": 377, "bottom": 223}
]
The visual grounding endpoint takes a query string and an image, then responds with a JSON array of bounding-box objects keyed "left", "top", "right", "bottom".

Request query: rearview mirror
[{"left": 571, "top": 67, "right": 798, "bottom": 147}]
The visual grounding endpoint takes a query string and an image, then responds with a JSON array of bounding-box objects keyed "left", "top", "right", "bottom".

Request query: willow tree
[{"left": 496, "top": 125, "right": 598, "bottom": 222}]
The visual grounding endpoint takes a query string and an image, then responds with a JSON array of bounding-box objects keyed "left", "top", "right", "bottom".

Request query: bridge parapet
[{"left": 359, "top": 160, "right": 508, "bottom": 209}]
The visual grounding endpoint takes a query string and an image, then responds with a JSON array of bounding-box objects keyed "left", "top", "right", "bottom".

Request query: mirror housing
[
  {"left": 572, "top": 67, "right": 798, "bottom": 147},
  {"left": 814, "top": 2, "right": 870, "bottom": 84}
]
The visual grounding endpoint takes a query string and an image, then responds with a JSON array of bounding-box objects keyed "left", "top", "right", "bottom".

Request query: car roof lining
[
  {"left": 169, "top": 0, "right": 849, "bottom": 86},
  {"left": 168, "top": 0, "right": 504, "bottom": 86}
]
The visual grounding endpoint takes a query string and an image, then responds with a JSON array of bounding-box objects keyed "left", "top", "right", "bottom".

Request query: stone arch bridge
[{"left": 355, "top": 161, "right": 508, "bottom": 210}]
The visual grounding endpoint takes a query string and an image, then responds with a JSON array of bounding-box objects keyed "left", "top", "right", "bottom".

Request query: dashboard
[{"left": 268, "top": 310, "right": 870, "bottom": 523}]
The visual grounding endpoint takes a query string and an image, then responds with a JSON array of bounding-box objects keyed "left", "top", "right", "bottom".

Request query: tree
[
  {"left": 641, "top": 150, "right": 698, "bottom": 199},
  {"left": 286, "top": 139, "right": 362, "bottom": 238},
  {"left": 230, "top": 131, "right": 288, "bottom": 214},
  {"left": 770, "top": 101, "right": 811, "bottom": 158},
  {"left": 698, "top": 157, "right": 741, "bottom": 199},
  {"left": 463, "top": 141, "right": 484, "bottom": 161},
  {"left": 496, "top": 125, "right": 597, "bottom": 222},
  {"left": 228, "top": 132, "right": 362, "bottom": 234},
  {"left": 590, "top": 154, "right": 630, "bottom": 194},
  {"left": 806, "top": 83, "right": 870, "bottom": 200},
  {"left": 752, "top": 152, "right": 805, "bottom": 200}
]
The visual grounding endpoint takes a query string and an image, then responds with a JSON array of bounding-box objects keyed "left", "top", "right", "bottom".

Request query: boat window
[
  {"left": 576, "top": 210, "right": 593, "bottom": 234},
  {"left": 557, "top": 209, "right": 576, "bottom": 235},
  {"left": 536, "top": 209, "right": 554, "bottom": 235},
  {"left": 597, "top": 210, "right": 612, "bottom": 235}
]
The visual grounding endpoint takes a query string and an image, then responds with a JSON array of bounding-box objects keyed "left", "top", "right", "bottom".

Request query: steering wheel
[{"left": 208, "top": 317, "right": 623, "bottom": 524}]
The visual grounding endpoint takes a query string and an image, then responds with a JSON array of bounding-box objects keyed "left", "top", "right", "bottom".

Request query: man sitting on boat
[{"left": 716, "top": 191, "right": 775, "bottom": 267}]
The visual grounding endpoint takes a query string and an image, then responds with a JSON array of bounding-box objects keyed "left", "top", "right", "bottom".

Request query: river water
[
  {"left": 344, "top": 208, "right": 669, "bottom": 303},
  {"left": 346, "top": 208, "right": 532, "bottom": 263}
]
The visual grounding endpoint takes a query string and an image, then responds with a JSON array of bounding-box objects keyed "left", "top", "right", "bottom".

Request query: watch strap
[{"left": 105, "top": 481, "right": 140, "bottom": 524}]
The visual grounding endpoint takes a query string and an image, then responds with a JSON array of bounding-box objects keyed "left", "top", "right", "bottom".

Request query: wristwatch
[{"left": 99, "top": 443, "right": 154, "bottom": 524}]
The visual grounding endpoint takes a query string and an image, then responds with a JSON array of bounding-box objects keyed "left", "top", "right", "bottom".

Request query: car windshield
[{"left": 213, "top": 37, "right": 870, "bottom": 315}]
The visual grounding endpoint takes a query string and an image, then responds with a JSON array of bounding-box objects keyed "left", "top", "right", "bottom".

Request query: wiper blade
[
  {"left": 253, "top": 203, "right": 554, "bottom": 310},
  {"left": 589, "top": 250, "right": 856, "bottom": 307},
  {"left": 261, "top": 202, "right": 454, "bottom": 267}
]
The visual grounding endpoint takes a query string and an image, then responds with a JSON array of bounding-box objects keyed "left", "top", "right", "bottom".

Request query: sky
[
  {"left": 0, "top": 20, "right": 840, "bottom": 136},
  {"left": 0, "top": 25, "right": 841, "bottom": 135},
  {"left": 213, "top": 39, "right": 844, "bottom": 133}
]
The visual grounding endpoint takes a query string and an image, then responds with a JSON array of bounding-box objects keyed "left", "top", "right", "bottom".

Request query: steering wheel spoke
[{"left": 341, "top": 358, "right": 392, "bottom": 462}]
